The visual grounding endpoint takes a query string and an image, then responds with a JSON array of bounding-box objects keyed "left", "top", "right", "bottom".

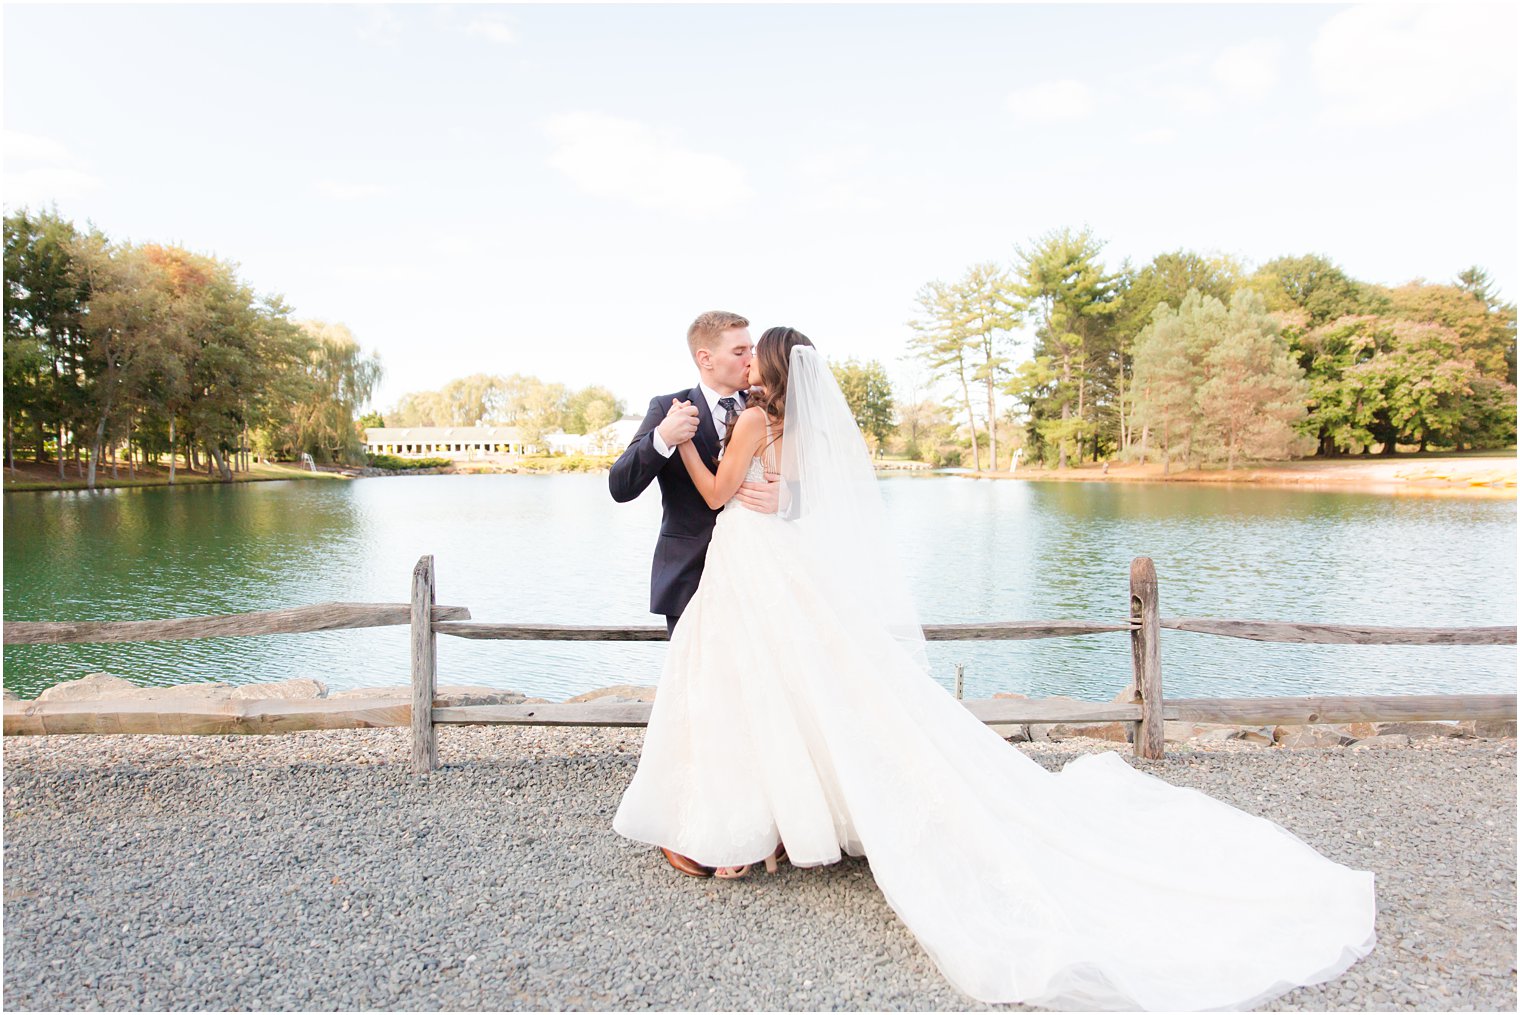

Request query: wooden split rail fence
[{"left": 5, "top": 555, "right": 1515, "bottom": 772}]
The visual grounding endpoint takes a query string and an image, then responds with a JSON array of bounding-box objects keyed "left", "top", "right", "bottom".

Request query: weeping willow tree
[{"left": 279, "top": 320, "right": 383, "bottom": 464}]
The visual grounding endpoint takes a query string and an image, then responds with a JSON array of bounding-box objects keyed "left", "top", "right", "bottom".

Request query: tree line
[
  {"left": 373, "top": 374, "right": 627, "bottom": 447},
  {"left": 10, "top": 205, "right": 1510, "bottom": 483},
  {"left": 4, "top": 208, "right": 381, "bottom": 488},
  {"left": 900, "top": 231, "right": 1516, "bottom": 470}
]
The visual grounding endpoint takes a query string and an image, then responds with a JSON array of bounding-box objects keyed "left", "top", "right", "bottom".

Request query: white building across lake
[
  {"left": 364, "top": 416, "right": 645, "bottom": 460},
  {"left": 364, "top": 426, "right": 525, "bottom": 459}
]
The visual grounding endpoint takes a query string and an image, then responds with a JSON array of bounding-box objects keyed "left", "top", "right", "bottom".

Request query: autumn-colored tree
[{"left": 70, "top": 237, "right": 171, "bottom": 488}]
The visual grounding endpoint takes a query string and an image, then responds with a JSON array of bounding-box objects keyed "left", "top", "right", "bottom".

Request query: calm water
[{"left": 3, "top": 474, "right": 1515, "bottom": 702}]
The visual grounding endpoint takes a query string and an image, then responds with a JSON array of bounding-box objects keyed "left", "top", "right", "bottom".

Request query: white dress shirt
[{"left": 651, "top": 382, "right": 744, "bottom": 457}]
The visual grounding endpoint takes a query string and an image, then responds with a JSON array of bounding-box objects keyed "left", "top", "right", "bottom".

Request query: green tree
[
  {"left": 3, "top": 207, "right": 90, "bottom": 476},
  {"left": 564, "top": 384, "right": 625, "bottom": 434},
  {"left": 1389, "top": 278, "right": 1516, "bottom": 383},
  {"left": 1004, "top": 354, "right": 1060, "bottom": 465},
  {"left": 388, "top": 373, "right": 578, "bottom": 449},
  {"left": 831, "top": 358, "right": 895, "bottom": 453},
  {"left": 1111, "top": 250, "right": 1243, "bottom": 457},
  {"left": 1130, "top": 292, "right": 1214, "bottom": 473},
  {"left": 70, "top": 237, "right": 172, "bottom": 489},
  {"left": 1194, "top": 290, "right": 1313, "bottom": 469},
  {"left": 908, "top": 279, "right": 983, "bottom": 470},
  {"left": 1011, "top": 227, "right": 1120, "bottom": 468},
  {"left": 283, "top": 320, "right": 383, "bottom": 463},
  {"left": 954, "top": 262, "right": 1019, "bottom": 469},
  {"left": 1308, "top": 316, "right": 1510, "bottom": 454},
  {"left": 390, "top": 388, "right": 454, "bottom": 427},
  {"left": 1247, "top": 254, "right": 1383, "bottom": 327}
]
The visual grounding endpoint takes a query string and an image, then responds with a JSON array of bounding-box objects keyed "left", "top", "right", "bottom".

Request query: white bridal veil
[{"left": 779, "top": 344, "right": 930, "bottom": 673}]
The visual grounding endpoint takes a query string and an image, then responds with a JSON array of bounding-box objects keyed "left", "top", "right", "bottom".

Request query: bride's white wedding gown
[{"left": 614, "top": 453, "right": 1376, "bottom": 1011}]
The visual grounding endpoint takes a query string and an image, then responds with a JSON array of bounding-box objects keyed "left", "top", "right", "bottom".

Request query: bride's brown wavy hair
[{"left": 745, "top": 326, "right": 814, "bottom": 445}]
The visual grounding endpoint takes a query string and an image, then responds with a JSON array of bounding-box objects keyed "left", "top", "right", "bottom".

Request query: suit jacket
[{"left": 609, "top": 386, "right": 744, "bottom": 617}]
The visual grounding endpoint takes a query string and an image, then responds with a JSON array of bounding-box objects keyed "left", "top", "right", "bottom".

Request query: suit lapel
[{"left": 690, "top": 386, "right": 720, "bottom": 468}]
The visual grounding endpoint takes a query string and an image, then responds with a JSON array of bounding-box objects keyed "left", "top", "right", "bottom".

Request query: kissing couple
[{"left": 606, "top": 311, "right": 1377, "bottom": 1011}]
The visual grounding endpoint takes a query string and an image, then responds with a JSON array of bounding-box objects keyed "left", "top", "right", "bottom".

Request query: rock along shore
[{"left": 8, "top": 674, "right": 1514, "bottom": 749}]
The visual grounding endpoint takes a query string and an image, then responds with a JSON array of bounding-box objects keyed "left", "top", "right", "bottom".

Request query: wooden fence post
[
  {"left": 1130, "top": 556, "right": 1164, "bottom": 760},
  {"left": 411, "top": 554, "right": 439, "bottom": 774}
]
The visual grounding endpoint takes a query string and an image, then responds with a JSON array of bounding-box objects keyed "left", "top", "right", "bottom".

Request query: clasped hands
[{"left": 658, "top": 398, "right": 780, "bottom": 514}]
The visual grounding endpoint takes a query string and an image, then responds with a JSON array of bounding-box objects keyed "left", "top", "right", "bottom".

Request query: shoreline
[
  {"left": 968, "top": 453, "right": 1516, "bottom": 498},
  {"left": 2, "top": 460, "right": 354, "bottom": 494},
  {"left": 7, "top": 452, "right": 1514, "bottom": 498},
  {"left": 2, "top": 455, "right": 618, "bottom": 493}
]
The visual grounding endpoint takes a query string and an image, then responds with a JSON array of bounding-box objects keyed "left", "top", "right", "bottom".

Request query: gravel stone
[{"left": 3, "top": 728, "right": 1514, "bottom": 1011}]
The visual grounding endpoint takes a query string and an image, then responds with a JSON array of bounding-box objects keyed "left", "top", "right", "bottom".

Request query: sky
[{"left": 4, "top": 1, "right": 1517, "bottom": 417}]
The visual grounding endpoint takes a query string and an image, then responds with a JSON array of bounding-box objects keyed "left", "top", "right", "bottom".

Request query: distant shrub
[
  {"left": 367, "top": 454, "right": 452, "bottom": 470},
  {"left": 928, "top": 447, "right": 962, "bottom": 468},
  {"left": 515, "top": 454, "right": 617, "bottom": 473}
]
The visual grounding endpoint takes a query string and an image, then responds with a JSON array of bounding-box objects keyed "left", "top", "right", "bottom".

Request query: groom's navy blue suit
[{"left": 610, "top": 386, "right": 745, "bottom": 635}]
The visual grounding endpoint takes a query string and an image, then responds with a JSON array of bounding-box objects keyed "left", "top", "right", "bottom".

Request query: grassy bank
[{"left": 2, "top": 459, "right": 353, "bottom": 493}]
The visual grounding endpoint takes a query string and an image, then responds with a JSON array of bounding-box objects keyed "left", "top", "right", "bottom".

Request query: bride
[{"left": 612, "top": 326, "right": 1377, "bottom": 1011}]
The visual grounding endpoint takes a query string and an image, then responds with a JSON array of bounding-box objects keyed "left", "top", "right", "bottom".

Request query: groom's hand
[
  {"left": 734, "top": 471, "right": 781, "bottom": 514},
  {"left": 656, "top": 398, "right": 700, "bottom": 448}
]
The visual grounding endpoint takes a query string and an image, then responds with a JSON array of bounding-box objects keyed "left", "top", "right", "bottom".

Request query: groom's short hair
[{"left": 687, "top": 311, "right": 749, "bottom": 356}]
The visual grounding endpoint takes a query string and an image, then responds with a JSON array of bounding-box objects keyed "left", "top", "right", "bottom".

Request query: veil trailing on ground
[{"left": 779, "top": 344, "right": 929, "bottom": 674}]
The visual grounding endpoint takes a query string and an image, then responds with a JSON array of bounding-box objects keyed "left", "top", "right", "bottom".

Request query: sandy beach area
[{"left": 984, "top": 453, "right": 1516, "bottom": 497}]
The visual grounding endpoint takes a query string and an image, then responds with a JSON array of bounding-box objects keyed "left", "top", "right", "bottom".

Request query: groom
[
  {"left": 610, "top": 310, "right": 780, "bottom": 632},
  {"left": 609, "top": 310, "right": 780, "bottom": 878}
]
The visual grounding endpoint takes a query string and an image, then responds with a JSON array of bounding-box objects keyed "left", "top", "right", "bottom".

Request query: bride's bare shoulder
[{"left": 733, "top": 406, "right": 767, "bottom": 431}]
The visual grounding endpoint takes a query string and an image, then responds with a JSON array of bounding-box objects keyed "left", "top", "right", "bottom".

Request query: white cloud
[
  {"left": 315, "top": 180, "right": 397, "bottom": 201},
  {"left": 1212, "top": 39, "right": 1281, "bottom": 100},
  {"left": 1005, "top": 80, "right": 1095, "bottom": 123},
  {"left": 467, "top": 18, "right": 516, "bottom": 45},
  {"left": 544, "top": 112, "right": 753, "bottom": 216},
  {"left": 1132, "top": 127, "right": 1179, "bottom": 146},
  {"left": 5, "top": 130, "right": 77, "bottom": 166},
  {"left": 355, "top": 4, "right": 402, "bottom": 46},
  {"left": 790, "top": 146, "right": 885, "bottom": 213},
  {"left": 4, "top": 168, "right": 103, "bottom": 206},
  {"left": 1313, "top": 3, "right": 1517, "bottom": 125},
  {"left": 1156, "top": 83, "right": 1222, "bottom": 117},
  {"left": 3, "top": 131, "right": 102, "bottom": 206}
]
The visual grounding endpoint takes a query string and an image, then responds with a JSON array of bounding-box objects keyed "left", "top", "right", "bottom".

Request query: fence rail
[
  {"left": 5, "top": 554, "right": 1515, "bottom": 771},
  {"left": 3, "top": 603, "right": 472, "bottom": 646}
]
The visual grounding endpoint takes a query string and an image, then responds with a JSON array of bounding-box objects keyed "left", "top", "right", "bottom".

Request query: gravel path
[{"left": 3, "top": 727, "right": 1514, "bottom": 1011}]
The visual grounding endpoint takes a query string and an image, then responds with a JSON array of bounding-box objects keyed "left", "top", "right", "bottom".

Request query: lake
[{"left": 3, "top": 474, "right": 1514, "bottom": 702}]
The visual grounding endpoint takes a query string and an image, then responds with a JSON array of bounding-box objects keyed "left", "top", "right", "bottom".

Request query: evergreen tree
[
  {"left": 1195, "top": 291, "right": 1313, "bottom": 469},
  {"left": 1011, "top": 228, "right": 1120, "bottom": 468}
]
